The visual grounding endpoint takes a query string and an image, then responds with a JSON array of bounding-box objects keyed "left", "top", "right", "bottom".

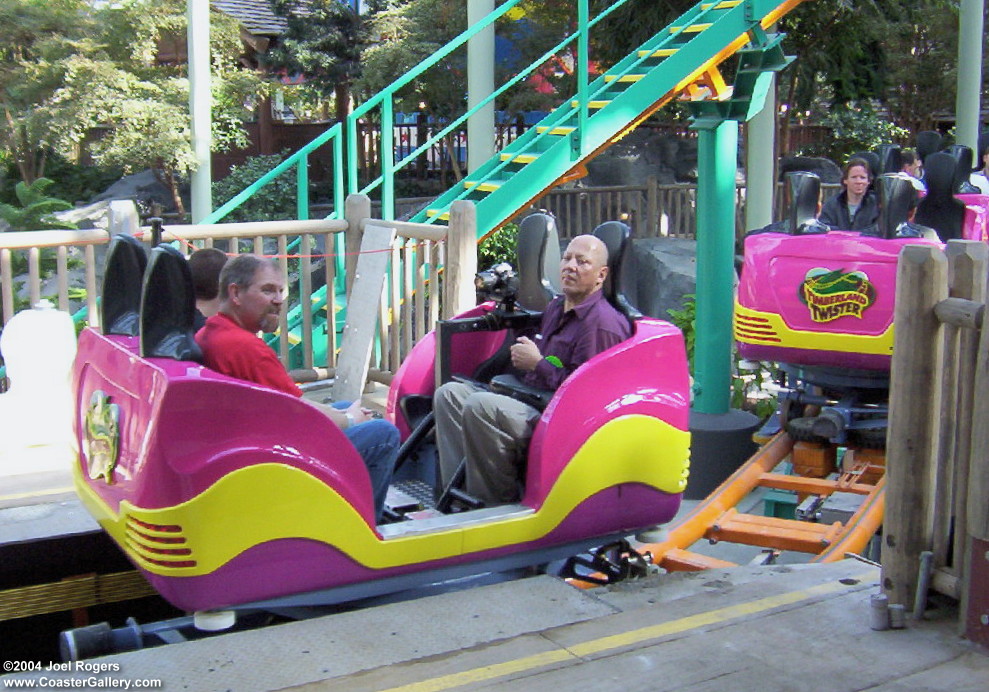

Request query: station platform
[
  {"left": 2, "top": 463, "right": 987, "bottom": 692},
  {"left": 2, "top": 409, "right": 987, "bottom": 691},
  {"left": 2, "top": 558, "right": 986, "bottom": 691}
]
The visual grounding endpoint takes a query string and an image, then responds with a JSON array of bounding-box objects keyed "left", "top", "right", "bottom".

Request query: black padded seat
[
  {"left": 916, "top": 131, "right": 943, "bottom": 165},
  {"left": 786, "top": 171, "right": 828, "bottom": 235},
  {"left": 591, "top": 221, "right": 642, "bottom": 322},
  {"left": 140, "top": 245, "right": 203, "bottom": 362},
  {"left": 942, "top": 144, "right": 979, "bottom": 193},
  {"left": 874, "top": 174, "right": 935, "bottom": 240},
  {"left": 101, "top": 234, "right": 147, "bottom": 336},
  {"left": 876, "top": 144, "right": 902, "bottom": 174},
  {"left": 914, "top": 152, "right": 966, "bottom": 241},
  {"left": 395, "top": 213, "right": 565, "bottom": 476},
  {"left": 514, "top": 212, "right": 562, "bottom": 311},
  {"left": 747, "top": 172, "right": 827, "bottom": 236}
]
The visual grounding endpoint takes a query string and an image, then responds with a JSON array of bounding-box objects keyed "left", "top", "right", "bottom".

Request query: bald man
[{"left": 434, "top": 235, "right": 631, "bottom": 505}]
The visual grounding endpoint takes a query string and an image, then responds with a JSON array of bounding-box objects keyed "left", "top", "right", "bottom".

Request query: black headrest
[
  {"left": 923, "top": 152, "right": 960, "bottom": 198},
  {"left": 916, "top": 131, "right": 943, "bottom": 163},
  {"left": 101, "top": 234, "right": 147, "bottom": 336},
  {"left": 784, "top": 172, "right": 828, "bottom": 235},
  {"left": 914, "top": 152, "right": 966, "bottom": 241},
  {"left": 592, "top": 221, "right": 641, "bottom": 321},
  {"left": 876, "top": 144, "right": 902, "bottom": 174},
  {"left": 140, "top": 245, "right": 203, "bottom": 362},
  {"left": 876, "top": 174, "right": 919, "bottom": 239},
  {"left": 978, "top": 130, "right": 989, "bottom": 164},
  {"left": 942, "top": 144, "right": 975, "bottom": 191},
  {"left": 514, "top": 213, "right": 561, "bottom": 311}
]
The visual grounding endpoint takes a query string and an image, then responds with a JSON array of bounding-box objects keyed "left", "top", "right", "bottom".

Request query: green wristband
[{"left": 545, "top": 356, "right": 563, "bottom": 368}]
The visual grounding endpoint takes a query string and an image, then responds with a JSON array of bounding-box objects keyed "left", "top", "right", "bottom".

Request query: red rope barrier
[{"left": 134, "top": 229, "right": 443, "bottom": 259}]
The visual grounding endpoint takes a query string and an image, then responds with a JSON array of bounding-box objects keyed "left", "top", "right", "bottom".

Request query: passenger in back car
[{"left": 820, "top": 158, "right": 880, "bottom": 231}]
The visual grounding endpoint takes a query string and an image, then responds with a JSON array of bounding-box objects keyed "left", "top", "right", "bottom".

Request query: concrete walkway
[{"left": 3, "top": 556, "right": 986, "bottom": 691}]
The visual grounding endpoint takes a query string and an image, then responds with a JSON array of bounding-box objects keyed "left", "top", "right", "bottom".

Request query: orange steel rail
[{"left": 568, "top": 432, "right": 886, "bottom": 586}]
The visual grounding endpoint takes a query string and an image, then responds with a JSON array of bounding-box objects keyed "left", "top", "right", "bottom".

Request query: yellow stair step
[
  {"left": 425, "top": 209, "right": 450, "bottom": 221},
  {"left": 603, "top": 74, "right": 645, "bottom": 83},
  {"left": 535, "top": 125, "right": 576, "bottom": 135},
  {"left": 639, "top": 48, "right": 679, "bottom": 58},
  {"left": 463, "top": 180, "right": 501, "bottom": 192},
  {"left": 570, "top": 99, "right": 611, "bottom": 109},
  {"left": 499, "top": 152, "right": 538, "bottom": 164},
  {"left": 669, "top": 23, "right": 711, "bottom": 33}
]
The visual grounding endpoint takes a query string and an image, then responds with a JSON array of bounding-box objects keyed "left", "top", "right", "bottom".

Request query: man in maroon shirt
[
  {"left": 434, "top": 235, "right": 631, "bottom": 505},
  {"left": 196, "top": 254, "right": 398, "bottom": 521}
]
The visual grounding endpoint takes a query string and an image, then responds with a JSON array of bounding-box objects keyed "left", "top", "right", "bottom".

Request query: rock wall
[{"left": 627, "top": 237, "right": 697, "bottom": 321}]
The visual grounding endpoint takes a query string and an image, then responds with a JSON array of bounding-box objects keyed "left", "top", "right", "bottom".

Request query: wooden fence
[
  {"left": 884, "top": 240, "right": 989, "bottom": 648},
  {"left": 523, "top": 180, "right": 840, "bottom": 240},
  {"left": 0, "top": 195, "right": 477, "bottom": 391}
]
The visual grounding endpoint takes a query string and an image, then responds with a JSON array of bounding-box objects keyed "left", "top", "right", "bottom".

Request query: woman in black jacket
[{"left": 820, "top": 157, "right": 879, "bottom": 230}]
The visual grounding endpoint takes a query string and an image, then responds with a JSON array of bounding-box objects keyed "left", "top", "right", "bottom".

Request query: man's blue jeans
[{"left": 334, "top": 402, "right": 399, "bottom": 521}]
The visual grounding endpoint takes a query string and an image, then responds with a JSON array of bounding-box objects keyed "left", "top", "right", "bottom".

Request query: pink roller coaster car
[{"left": 72, "top": 216, "right": 690, "bottom": 615}]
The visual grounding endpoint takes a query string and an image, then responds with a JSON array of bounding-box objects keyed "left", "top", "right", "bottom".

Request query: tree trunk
[
  {"left": 5, "top": 109, "right": 45, "bottom": 185},
  {"left": 153, "top": 164, "right": 186, "bottom": 219},
  {"left": 335, "top": 82, "right": 351, "bottom": 122},
  {"left": 443, "top": 132, "right": 463, "bottom": 182}
]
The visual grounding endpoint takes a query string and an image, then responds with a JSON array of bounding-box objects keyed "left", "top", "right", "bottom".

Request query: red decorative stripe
[{"left": 127, "top": 516, "right": 183, "bottom": 533}]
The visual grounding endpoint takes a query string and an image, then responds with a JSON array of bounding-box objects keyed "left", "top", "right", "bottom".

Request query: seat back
[
  {"left": 140, "top": 245, "right": 203, "bottom": 362},
  {"left": 876, "top": 144, "right": 902, "bottom": 174},
  {"left": 592, "top": 221, "right": 642, "bottom": 321},
  {"left": 514, "top": 212, "right": 562, "bottom": 311},
  {"left": 914, "top": 152, "right": 967, "bottom": 241},
  {"left": 785, "top": 171, "right": 828, "bottom": 235},
  {"left": 101, "top": 234, "right": 147, "bottom": 336},
  {"left": 943, "top": 144, "right": 977, "bottom": 192},
  {"left": 916, "top": 131, "right": 943, "bottom": 164},
  {"left": 876, "top": 174, "right": 919, "bottom": 239}
]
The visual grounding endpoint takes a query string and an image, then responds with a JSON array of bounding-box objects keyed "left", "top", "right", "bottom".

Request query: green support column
[{"left": 692, "top": 119, "right": 739, "bottom": 415}]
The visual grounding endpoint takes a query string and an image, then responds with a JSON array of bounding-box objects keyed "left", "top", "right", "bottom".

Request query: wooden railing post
[
  {"left": 344, "top": 193, "right": 371, "bottom": 297},
  {"left": 646, "top": 176, "right": 658, "bottom": 237},
  {"left": 937, "top": 241, "right": 987, "bottom": 604},
  {"left": 965, "top": 261, "right": 989, "bottom": 647},
  {"left": 883, "top": 244, "right": 948, "bottom": 610},
  {"left": 444, "top": 200, "right": 477, "bottom": 319}
]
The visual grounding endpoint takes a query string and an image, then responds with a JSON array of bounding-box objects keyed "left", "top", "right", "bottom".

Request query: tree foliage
[
  {"left": 0, "top": 0, "right": 267, "bottom": 216},
  {"left": 266, "top": 0, "right": 387, "bottom": 121},
  {"left": 357, "top": 0, "right": 468, "bottom": 115},
  {"left": 774, "top": 0, "right": 962, "bottom": 155}
]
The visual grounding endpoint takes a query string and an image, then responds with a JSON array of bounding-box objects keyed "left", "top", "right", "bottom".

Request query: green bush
[
  {"left": 666, "top": 294, "right": 696, "bottom": 368},
  {"left": 0, "top": 178, "right": 77, "bottom": 232},
  {"left": 667, "top": 293, "right": 778, "bottom": 420},
  {"left": 799, "top": 101, "right": 910, "bottom": 163},
  {"left": 213, "top": 152, "right": 314, "bottom": 222},
  {"left": 0, "top": 153, "right": 123, "bottom": 207},
  {"left": 477, "top": 223, "right": 519, "bottom": 270}
]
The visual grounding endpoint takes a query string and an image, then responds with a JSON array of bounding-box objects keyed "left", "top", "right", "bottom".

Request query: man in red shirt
[{"left": 196, "top": 254, "right": 398, "bottom": 521}]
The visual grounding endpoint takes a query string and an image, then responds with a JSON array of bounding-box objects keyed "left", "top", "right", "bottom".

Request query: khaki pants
[{"left": 433, "top": 381, "right": 541, "bottom": 505}]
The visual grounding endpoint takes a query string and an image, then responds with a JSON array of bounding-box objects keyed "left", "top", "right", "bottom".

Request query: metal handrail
[
  {"left": 209, "top": 0, "right": 632, "bottom": 226},
  {"left": 345, "top": 0, "right": 633, "bottom": 220}
]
